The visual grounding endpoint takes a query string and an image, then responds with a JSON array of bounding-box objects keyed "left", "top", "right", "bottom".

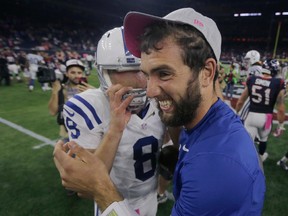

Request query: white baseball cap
[
  {"left": 66, "top": 59, "right": 85, "bottom": 71},
  {"left": 124, "top": 8, "right": 222, "bottom": 61}
]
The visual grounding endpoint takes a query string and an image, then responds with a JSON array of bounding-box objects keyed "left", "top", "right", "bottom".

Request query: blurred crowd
[
  {"left": 0, "top": 15, "right": 288, "bottom": 90},
  {"left": 0, "top": 15, "right": 98, "bottom": 53},
  {"left": 0, "top": 47, "right": 94, "bottom": 89}
]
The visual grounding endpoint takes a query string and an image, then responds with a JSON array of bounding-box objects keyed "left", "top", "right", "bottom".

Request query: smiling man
[{"left": 53, "top": 7, "right": 266, "bottom": 216}]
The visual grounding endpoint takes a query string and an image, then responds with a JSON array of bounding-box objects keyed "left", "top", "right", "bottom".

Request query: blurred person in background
[
  {"left": 48, "top": 59, "right": 88, "bottom": 142},
  {"left": 17, "top": 51, "right": 29, "bottom": 85},
  {"left": 224, "top": 63, "right": 238, "bottom": 100},
  {"left": 26, "top": 50, "right": 48, "bottom": 91},
  {"left": 238, "top": 50, "right": 263, "bottom": 145},
  {"left": 244, "top": 50, "right": 262, "bottom": 78},
  {"left": 5, "top": 48, "right": 21, "bottom": 82},
  {"left": 218, "top": 62, "right": 226, "bottom": 94},
  {"left": 0, "top": 50, "right": 10, "bottom": 86},
  {"left": 236, "top": 59, "right": 286, "bottom": 162}
]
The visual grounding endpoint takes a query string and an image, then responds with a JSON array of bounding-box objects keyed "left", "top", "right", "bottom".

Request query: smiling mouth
[{"left": 159, "top": 100, "right": 173, "bottom": 112}]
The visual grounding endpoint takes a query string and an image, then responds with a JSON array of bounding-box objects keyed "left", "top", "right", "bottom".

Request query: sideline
[{"left": 0, "top": 117, "right": 56, "bottom": 148}]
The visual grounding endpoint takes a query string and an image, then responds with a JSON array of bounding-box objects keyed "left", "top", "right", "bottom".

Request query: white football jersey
[
  {"left": 26, "top": 53, "right": 43, "bottom": 65},
  {"left": 247, "top": 65, "right": 262, "bottom": 77},
  {"left": 63, "top": 88, "right": 165, "bottom": 214}
]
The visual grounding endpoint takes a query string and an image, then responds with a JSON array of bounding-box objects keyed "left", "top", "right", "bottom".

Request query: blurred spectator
[
  {"left": 48, "top": 59, "right": 86, "bottom": 141},
  {"left": 0, "top": 50, "right": 10, "bottom": 86},
  {"left": 218, "top": 63, "right": 226, "bottom": 93},
  {"left": 26, "top": 50, "right": 46, "bottom": 91},
  {"left": 17, "top": 51, "right": 29, "bottom": 84},
  {"left": 224, "top": 63, "right": 238, "bottom": 100},
  {"left": 6, "top": 48, "right": 21, "bottom": 82}
]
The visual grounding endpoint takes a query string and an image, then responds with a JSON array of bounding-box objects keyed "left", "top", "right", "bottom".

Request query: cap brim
[
  {"left": 66, "top": 65, "right": 85, "bottom": 71},
  {"left": 124, "top": 12, "right": 164, "bottom": 58}
]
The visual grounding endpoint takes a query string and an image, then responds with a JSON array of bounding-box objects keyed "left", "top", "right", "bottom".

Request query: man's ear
[{"left": 200, "top": 58, "right": 217, "bottom": 87}]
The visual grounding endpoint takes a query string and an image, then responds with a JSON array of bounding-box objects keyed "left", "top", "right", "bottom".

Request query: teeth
[{"left": 159, "top": 100, "right": 172, "bottom": 108}]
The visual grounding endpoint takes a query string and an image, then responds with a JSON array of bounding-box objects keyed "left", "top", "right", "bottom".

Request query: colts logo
[
  {"left": 126, "top": 57, "right": 136, "bottom": 63},
  {"left": 194, "top": 19, "right": 204, "bottom": 27}
]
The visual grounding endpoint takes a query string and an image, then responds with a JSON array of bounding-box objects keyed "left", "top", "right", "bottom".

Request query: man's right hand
[
  {"left": 53, "top": 140, "right": 124, "bottom": 211},
  {"left": 106, "top": 84, "right": 134, "bottom": 133}
]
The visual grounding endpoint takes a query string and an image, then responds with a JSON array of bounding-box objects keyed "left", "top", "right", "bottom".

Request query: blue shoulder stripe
[
  {"left": 74, "top": 95, "right": 102, "bottom": 125},
  {"left": 64, "top": 102, "right": 94, "bottom": 130}
]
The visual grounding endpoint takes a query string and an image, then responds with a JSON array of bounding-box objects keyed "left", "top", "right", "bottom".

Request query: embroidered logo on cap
[{"left": 194, "top": 19, "right": 204, "bottom": 27}]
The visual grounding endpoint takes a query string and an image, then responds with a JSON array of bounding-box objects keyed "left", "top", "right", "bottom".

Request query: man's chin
[{"left": 160, "top": 112, "right": 176, "bottom": 126}]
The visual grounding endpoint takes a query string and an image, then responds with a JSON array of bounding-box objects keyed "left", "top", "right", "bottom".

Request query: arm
[
  {"left": 54, "top": 140, "right": 138, "bottom": 215},
  {"left": 235, "top": 87, "right": 249, "bottom": 113},
  {"left": 53, "top": 140, "right": 124, "bottom": 211},
  {"left": 48, "top": 80, "right": 62, "bottom": 116},
  {"left": 276, "top": 89, "right": 286, "bottom": 124},
  {"left": 63, "top": 84, "right": 134, "bottom": 172},
  {"left": 94, "top": 84, "right": 134, "bottom": 172}
]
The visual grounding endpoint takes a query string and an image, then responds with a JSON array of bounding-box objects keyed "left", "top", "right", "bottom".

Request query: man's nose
[{"left": 146, "top": 77, "right": 161, "bottom": 98}]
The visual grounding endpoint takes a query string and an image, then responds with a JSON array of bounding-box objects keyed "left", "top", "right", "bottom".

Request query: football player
[
  {"left": 236, "top": 59, "right": 286, "bottom": 162},
  {"left": 63, "top": 27, "right": 175, "bottom": 216},
  {"left": 243, "top": 50, "right": 262, "bottom": 78},
  {"left": 5, "top": 48, "right": 21, "bottom": 82},
  {"left": 238, "top": 50, "right": 262, "bottom": 119},
  {"left": 26, "top": 51, "right": 47, "bottom": 91}
]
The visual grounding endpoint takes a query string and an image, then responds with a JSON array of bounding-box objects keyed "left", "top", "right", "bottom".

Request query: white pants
[
  {"left": 244, "top": 112, "right": 272, "bottom": 142},
  {"left": 8, "top": 64, "right": 19, "bottom": 75},
  {"left": 28, "top": 64, "right": 38, "bottom": 79}
]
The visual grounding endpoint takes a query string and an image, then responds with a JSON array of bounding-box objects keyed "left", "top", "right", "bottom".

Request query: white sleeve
[
  {"left": 101, "top": 200, "right": 138, "bottom": 216},
  {"left": 63, "top": 93, "right": 105, "bottom": 149}
]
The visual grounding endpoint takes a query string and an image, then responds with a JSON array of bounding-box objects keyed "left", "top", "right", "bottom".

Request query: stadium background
[{"left": 1, "top": 0, "right": 288, "bottom": 215}]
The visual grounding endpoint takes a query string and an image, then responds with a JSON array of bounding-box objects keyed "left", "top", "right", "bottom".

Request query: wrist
[
  {"left": 101, "top": 199, "right": 138, "bottom": 216},
  {"left": 93, "top": 178, "right": 124, "bottom": 212},
  {"left": 107, "top": 125, "right": 125, "bottom": 136}
]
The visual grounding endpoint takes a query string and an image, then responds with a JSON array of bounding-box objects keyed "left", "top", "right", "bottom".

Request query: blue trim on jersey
[
  {"left": 65, "top": 101, "right": 94, "bottom": 130},
  {"left": 96, "top": 206, "right": 99, "bottom": 216},
  {"left": 74, "top": 95, "right": 102, "bottom": 125}
]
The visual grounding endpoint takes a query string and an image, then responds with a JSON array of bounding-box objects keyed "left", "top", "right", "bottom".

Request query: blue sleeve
[{"left": 171, "top": 154, "right": 254, "bottom": 216}]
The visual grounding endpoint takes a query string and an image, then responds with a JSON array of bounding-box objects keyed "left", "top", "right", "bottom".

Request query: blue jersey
[
  {"left": 172, "top": 99, "right": 265, "bottom": 216},
  {"left": 247, "top": 75, "right": 286, "bottom": 113}
]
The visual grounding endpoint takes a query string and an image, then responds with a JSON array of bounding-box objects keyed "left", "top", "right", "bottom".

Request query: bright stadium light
[
  {"left": 239, "top": 13, "right": 262, "bottom": 17},
  {"left": 275, "top": 11, "right": 288, "bottom": 16},
  {"left": 234, "top": 13, "right": 239, "bottom": 17}
]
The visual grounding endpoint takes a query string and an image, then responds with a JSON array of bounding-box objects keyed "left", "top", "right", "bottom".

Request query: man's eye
[{"left": 159, "top": 71, "right": 171, "bottom": 79}]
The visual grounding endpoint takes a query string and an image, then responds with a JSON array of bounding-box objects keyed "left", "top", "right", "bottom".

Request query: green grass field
[{"left": 1, "top": 71, "right": 288, "bottom": 216}]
